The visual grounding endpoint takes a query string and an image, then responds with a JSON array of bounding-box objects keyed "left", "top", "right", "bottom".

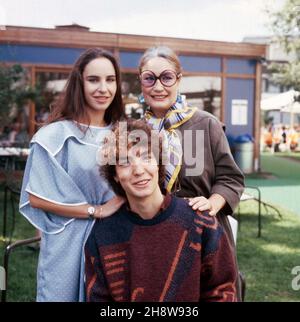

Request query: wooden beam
[
  {"left": 221, "top": 58, "right": 226, "bottom": 123},
  {"left": 29, "top": 65, "right": 36, "bottom": 138},
  {"left": 0, "top": 26, "right": 267, "bottom": 58},
  {"left": 254, "top": 61, "right": 262, "bottom": 172},
  {"left": 224, "top": 73, "right": 256, "bottom": 79}
]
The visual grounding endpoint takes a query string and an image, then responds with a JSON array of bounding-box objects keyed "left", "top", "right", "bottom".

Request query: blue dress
[{"left": 19, "top": 120, "right": 114, "bottom": 301}]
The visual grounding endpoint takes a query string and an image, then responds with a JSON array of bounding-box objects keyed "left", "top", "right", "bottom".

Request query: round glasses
[{"left": 140, "top": 70, "right": 181, "bottom": 88}]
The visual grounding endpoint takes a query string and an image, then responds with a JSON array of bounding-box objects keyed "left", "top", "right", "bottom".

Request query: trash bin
[{"left": 234, "top": 134, "right": 254, "bottom": 173}]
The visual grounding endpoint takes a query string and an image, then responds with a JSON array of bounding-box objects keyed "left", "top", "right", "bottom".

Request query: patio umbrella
[{"left": 261, "top": 90, "right": 299, "bottom": 111}]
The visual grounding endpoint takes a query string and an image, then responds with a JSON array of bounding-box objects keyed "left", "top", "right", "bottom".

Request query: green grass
[
  {"left": 272, "top": 152, "right": 300, "bottom": 161},
  {"left": 0, "top": 187, "right": 38, "bottom": 302},
  {"left": 237, "top": 200, "right": 300, "bottom": 302},
  {"left": 258, "top": 153, "right": 300, "bottom": 180},
  {"left": 246, "top": 154, "right": 300, "bottom": 216}
]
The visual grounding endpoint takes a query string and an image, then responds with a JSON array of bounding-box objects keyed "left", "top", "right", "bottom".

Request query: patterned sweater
[{"left": 85, "top": 195, "right": 238, "bottom": 302}]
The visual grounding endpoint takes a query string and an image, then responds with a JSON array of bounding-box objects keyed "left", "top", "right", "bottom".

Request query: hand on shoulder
[{"left": 188, "top": 193, "right": 226, "bottom": 216}]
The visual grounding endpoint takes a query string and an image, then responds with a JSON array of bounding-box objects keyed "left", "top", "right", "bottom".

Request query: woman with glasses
[
  {"left": 138, "top": 46, "right": 244, "bottom": 300},
  {"left": 19, "top": 48, "right": 125, "bottom": 301}
]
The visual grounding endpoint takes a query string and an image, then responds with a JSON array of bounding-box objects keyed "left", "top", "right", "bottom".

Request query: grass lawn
[
  {"left": 237, "top": 200, "right": 300, "bottom": 302},
  {"left": 272, "top": 152, "right": 300, "bottom": 161},
  {"left": 246, "top": 154, "right": 300, "bottom": 217},
  {"left": 0, "top": 188, "right": 38, "bottom": 302}
]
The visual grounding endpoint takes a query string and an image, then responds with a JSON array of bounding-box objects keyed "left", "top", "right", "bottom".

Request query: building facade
[{"left": 0, "top": 25, "right": 267, "bottom": 170}]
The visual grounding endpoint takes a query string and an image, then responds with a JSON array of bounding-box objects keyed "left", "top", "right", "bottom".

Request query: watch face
[{"left": 88, "top": 206, "right": 95, "bottom": 215}]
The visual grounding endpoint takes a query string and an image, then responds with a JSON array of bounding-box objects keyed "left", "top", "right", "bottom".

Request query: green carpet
[{"left": 246, "top": 154, "right": 300, "bottom": 216}]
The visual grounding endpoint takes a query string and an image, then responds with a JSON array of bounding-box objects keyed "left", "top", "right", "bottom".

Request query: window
[
  {"left": 179, "top": 76, "right": 222, "bottom": 119},
  {"left": 35, "top": 70, "right": 70, "bottom": 125},
  {"left": 121, "top": 73, "right": 144, "bottom": 119}
]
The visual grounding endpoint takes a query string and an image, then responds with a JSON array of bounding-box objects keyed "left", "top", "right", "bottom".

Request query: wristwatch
[{"left": 87, "top": 206, "right": 96, "bottom": 219}]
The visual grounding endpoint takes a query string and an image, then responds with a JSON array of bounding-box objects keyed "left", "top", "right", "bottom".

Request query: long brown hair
[{"left": 46, "top": 48, "right": 124, "bottom": 126}]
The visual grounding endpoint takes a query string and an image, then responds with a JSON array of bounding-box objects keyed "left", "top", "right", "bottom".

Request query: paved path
[{"left": 245, "top": 154, "right": 300, "bottom": 216}]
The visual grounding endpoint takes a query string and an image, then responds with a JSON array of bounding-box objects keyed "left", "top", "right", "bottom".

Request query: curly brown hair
[{"left": 100, "top": 119, "right": 166, "bottom": 198}]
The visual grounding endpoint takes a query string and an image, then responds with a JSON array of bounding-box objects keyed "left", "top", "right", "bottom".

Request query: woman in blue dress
[{"left": 19, "top": 48, "right": 125, "bottom": 301}]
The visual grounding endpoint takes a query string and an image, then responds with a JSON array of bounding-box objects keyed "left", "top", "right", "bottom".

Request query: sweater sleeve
[
  {"left": 200, "top": 216, "right": 238, "bottom": 302},
  {"left": 209, "top": 118, "right": 245, "bottom": 215},
  {"left": 85, "top": 227, "right": 112, "bottom": 302}
]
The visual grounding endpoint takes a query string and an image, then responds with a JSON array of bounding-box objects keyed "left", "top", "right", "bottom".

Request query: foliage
[
  {"left": 267, "top": 0, "right": 300, "bottom": 91},
  {"left": 0, "top": 64, "right": 44, "bottom": 126}
]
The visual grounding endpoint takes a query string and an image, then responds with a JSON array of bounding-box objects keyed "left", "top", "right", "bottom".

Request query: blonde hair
[{"left": 139, "top": 46, "right": 182, "bottom": 74}]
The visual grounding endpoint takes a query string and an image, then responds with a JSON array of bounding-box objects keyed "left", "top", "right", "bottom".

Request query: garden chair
[
  {"left": 2, "top": 184, "right": 21, "bottom": 245},
  {"left": 1, "top": 169, "right": 40, "bottom": 302},
  {"left": 2, "top": 168, "right": 25, "bottom": 243},
  {"left": 1, "top": 235, "right": 41, "bottom": 302},
  {"left": 238, "top": 185, "right": 282, "bottom": 237}
]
